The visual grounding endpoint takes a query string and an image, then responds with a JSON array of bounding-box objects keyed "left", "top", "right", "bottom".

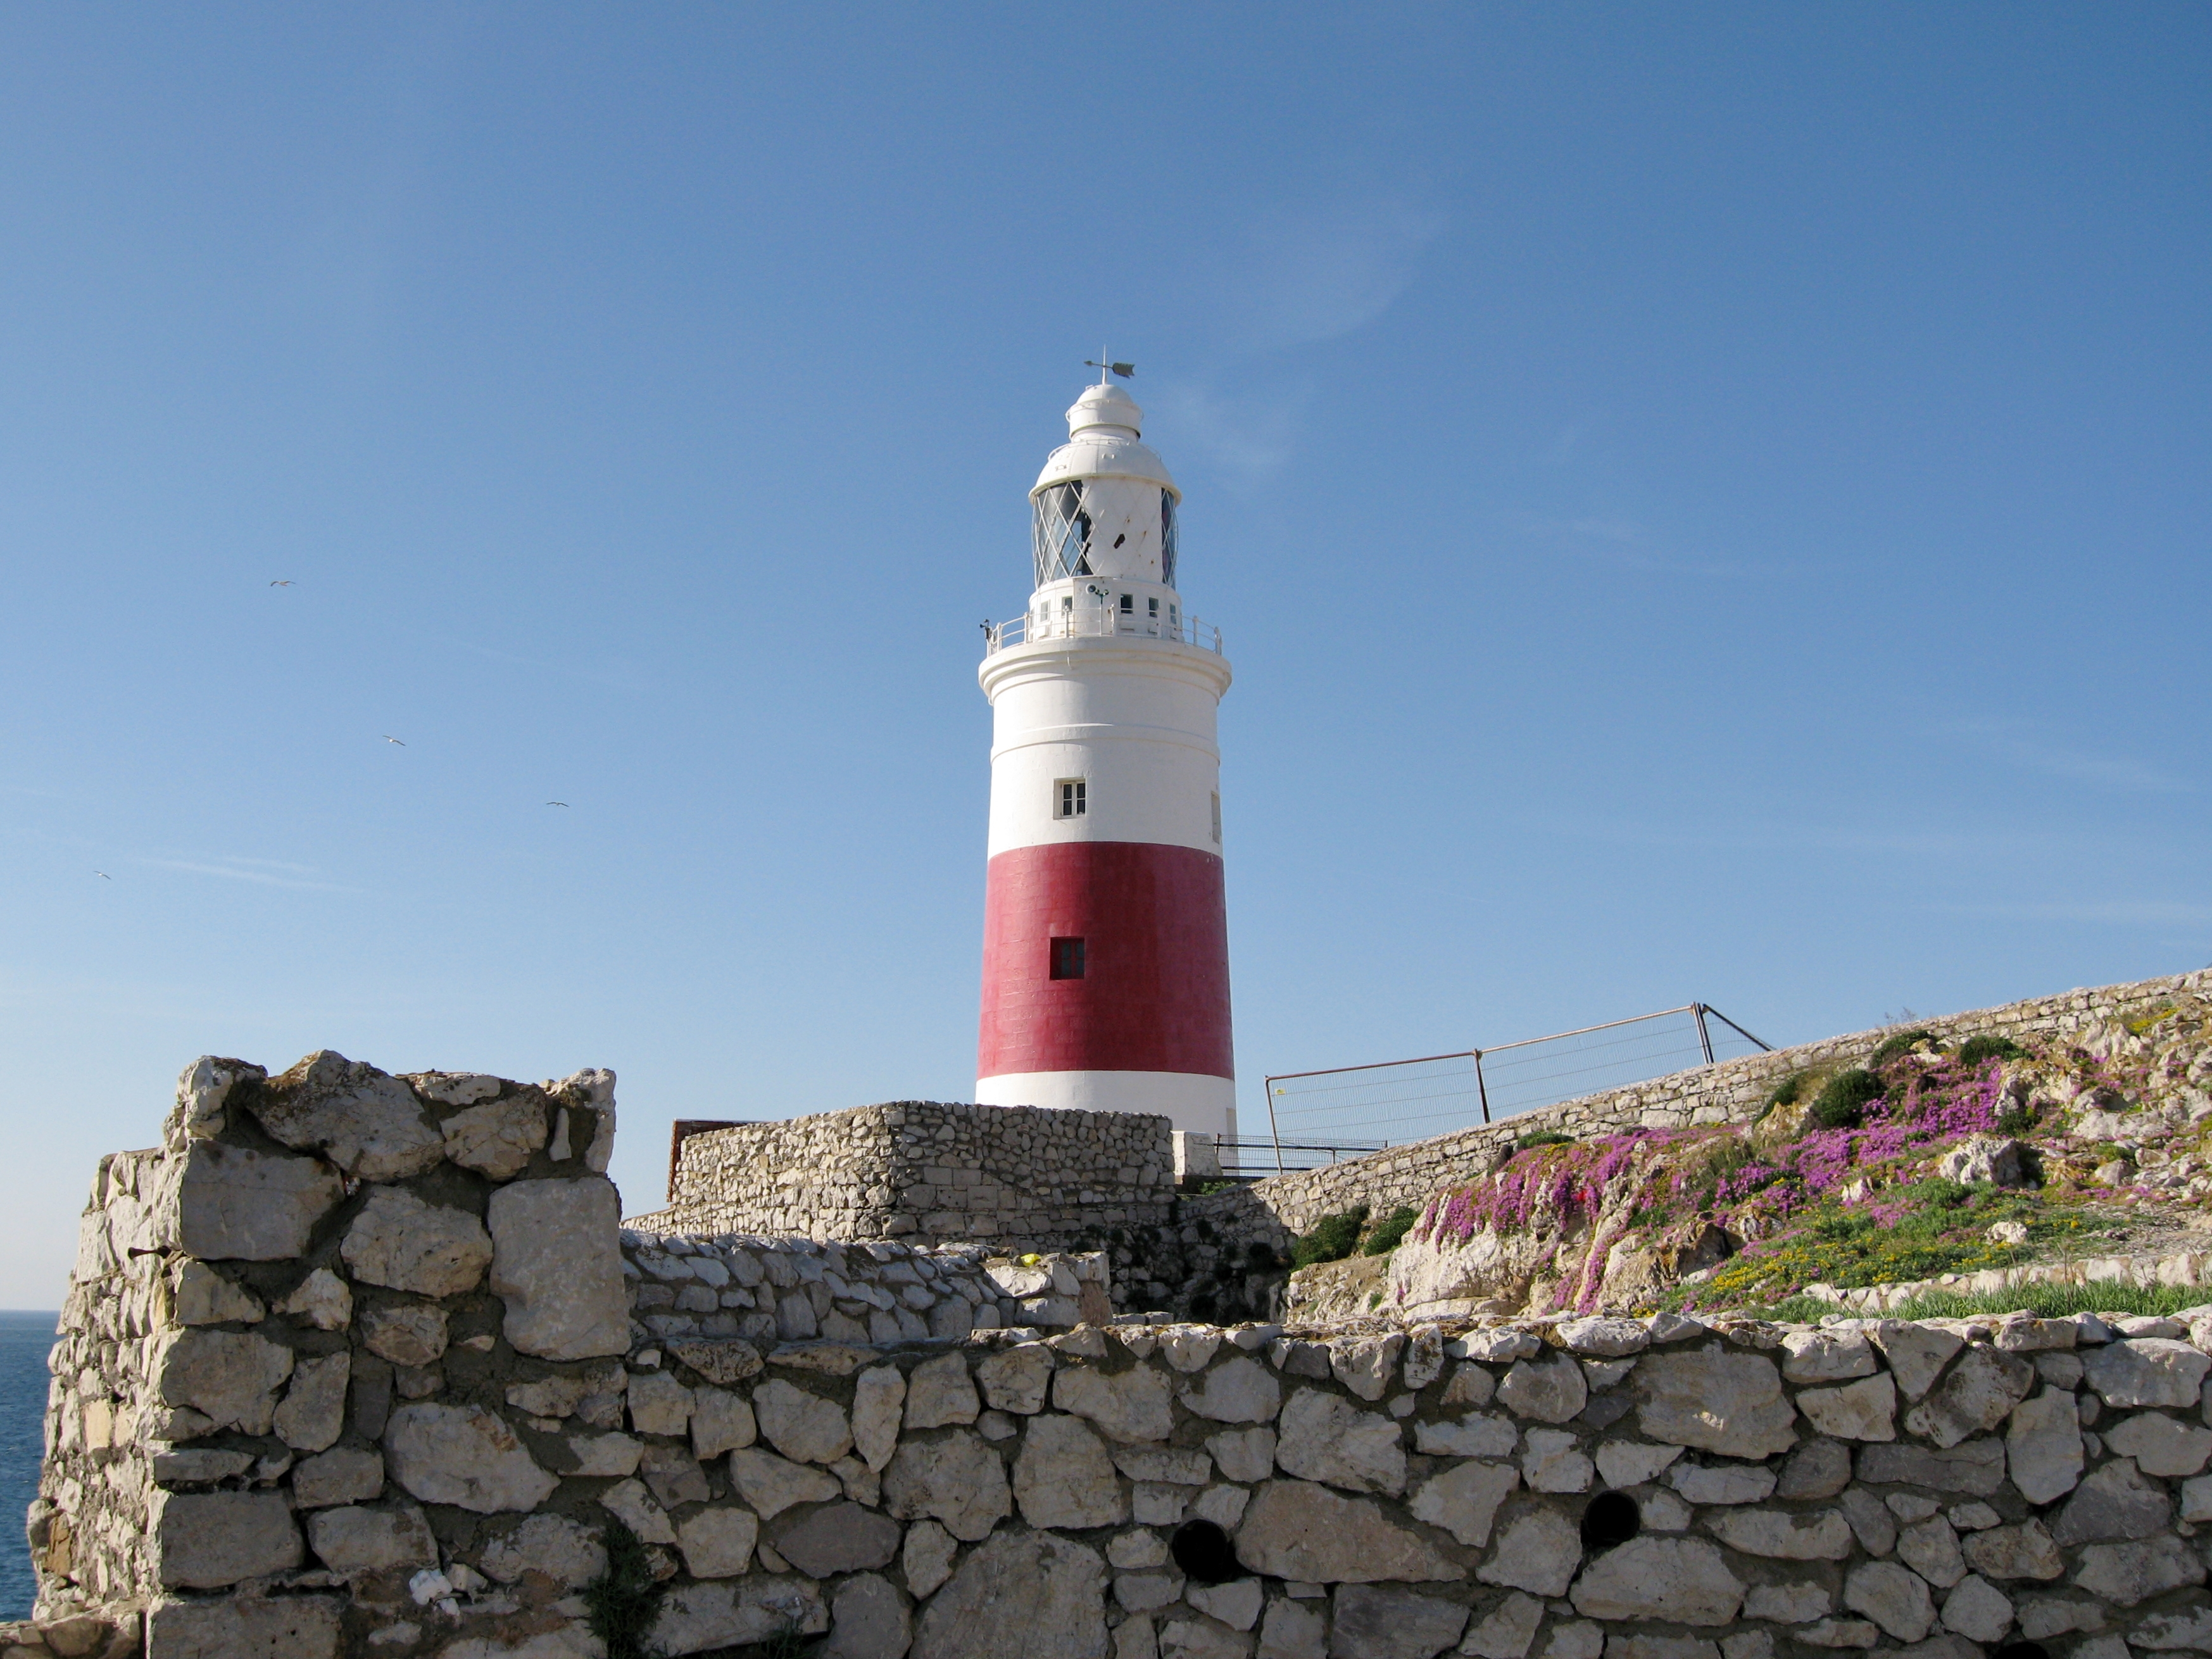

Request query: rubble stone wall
[{"left": 641, "top": 1099, "right": 1176, "bottom": 1250}]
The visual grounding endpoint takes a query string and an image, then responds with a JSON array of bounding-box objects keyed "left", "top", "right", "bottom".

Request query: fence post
[
  {"left": 1694, "top": 1004, "right": 1716, "bottom": 1066},
  {"left": 1264, "top": 1078, "right": 1287, "bottom": 1176},
  {"left": 1473, "top": 1050, "right": 1491, "bottom": 1124}
]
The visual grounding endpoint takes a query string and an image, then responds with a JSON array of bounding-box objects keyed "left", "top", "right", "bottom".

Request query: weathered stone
[
  {"left": 1276, "top": 1389, "right": 1406, "bottom": 1496},
  {"left": 2082, "top": 1337, "right": 2212, "bottom": 1408},
  {"left": 1798, "top": 1373, "right": 1896, "bottom": 1441},
  {"left": 172, "top": 1259, "right": 264, "bottom": 1326},
  {"left": 1185, "top": 1356, "right": 1283, "bottom": 1423},
  {"left": 253, "top": 1050, "right": 446, "bottom": 1178},
  {"left": 1904, "top": 1345, "right": 2035, "bottom": 1448},
  {"left": 275, "top": 1266, "right": 353, "bottom": 1331},
  {"left": 655, "top": 1576, "right": 828, "bottom": 1656},
  {"left": 151, "top": 1489, "right": 303, "bottom": 1586},
  {"left": 1209, "top": 1426, "right": 1276, "bottom": 1483},
  {"left": 1794, "top": 1622, "right": 1877, "bottom": 1650},
  {"left": 144, "top": 1594, "right": 343, "bottom": 1659},
  {"left": 479, "top": 1513, "right": 608, "bottom": 1589},
  {"left": 1330, "top": 1334, "right": 1407, "bottom": 1402},
  {"left": 1476, "top": 1503, "right": 1583, "bottom": 1596},
  {"left": 852, "top": 1364, "right": 905, "bottom": 1471},
  {"left": 754, "top": 1377, "right": 853, "bottom": 1464},
  {"left": 1895, "top": 1517, "right": 1966, "bottom": 1587},
  {"left": 280, "top": 1354, "right": 359, "bottom": 1455},
  {"left": 824, "top": 1572, "right": 912, "bottom": 1659},
  {"left": 1935, "top": 1135, "right": 2029, "bottom": 1187},
  {"left": 360, "top": 1303, "right": 448, "bottom": 1368},
  {"left": 690, "top": 1385, "right": 757, "bottom": 1460},
  {"left": 2128, "top": 1607, "right": 2212, "bottom": 1651},
  {"left": 1188, "top": 1579, "right": 1264, "bottom": 1632},
  {"left": 339, "top": 1185, "right": 493, "bottom": 1299},
  {"left": 883, "top": 1429, "right": 1014, "bottom": 1541},
  {"left": 902, "top": 1517, "right": 958, "bottom": 1599},
  {"left": 1056, "top": 1361, "right": 1176, "bottom": 1443},
  {"left": 151, "top": 1447, "right": 254, "bottom": 1483},
  {"left": 382, "top": 1400, "right": 558, "bottom": 1513},
  {"left": 640, "top": 1439, "right": 712, "bottom": 1508},
  {"left": 1868, "top": 1322, "right": 1966, "bottom": 1401},
  {"left": 1839, "top": 1486, "right": 1897, "bottom": 1556},
  {"left": 1517, "top": 1428, "right": 1590, "bottom": 1495},
  {"left": 1413, "top": 1412, "right": 1518, "bottom": 1458},
  {"left": 1592, "top": 1439, "right": 1680, "bottom": 1489},
  {"left": 1442, "top": 1363, "right": 1497, "bottom": 1408},
  {"left": 2013, "top": 1594, "right": 2104, "bottom": 1639},
  {"left": 1706, "top": 1508, "right": 1854, "bottom": 1560},
  {"left": 1668, "top": 1463, "right": 1775, "bottom": 1504},
  {"left": 912, "top": 1530, "right": 1108, "bottom": 1659},
  {"left": 292, "top": 1445, "right": 382, "bottom": 1508},
  {"left": 154, "top": 1327, "right": 293, "bottom": 1434},
  {"left": 568, "top": 1430, "right": 643, "bottom": 1476},
  {"left": 1016, "top": 1412, "right": 1129, "bottom": 1529},
  {"left": 1407, "top": 1457, "right": 1517, "bottom": 1547},
  {"left": 598, "top": 1475, "right": 676, "bottom": 1544},
  {"left": 303, "top": 1501, "right": 436, "bottom": 1574},
  {"left": 1939, "top": 1574, "right": 2013, "bottom": 1643},
  {"left": 1497, "top": 1354, "right": 1587, "bottom": 1424},
  {"left": 1116, "top": 1444, "right": 1212, "bottom": 1486},
  {"left": 441, "top": 1094, "right": 550, "bottom": 1179},
  {"left": 1777, "top": 1438, "right": 1852, "bottom": 1499},
  {"left": 2071, "top": 1534, "right": 2206, "bottom": 1604},
  {"left": 1742, "top": 1581, "right": 1832, "bottom": 1622},
  {"left": 1782, "top": 1329, "right": 1876, "bottom": 1383},
  {"left": 1259, "top": 1598, "right": 1328, "bottom": 1659},
  {"left": 900, "top": 1351, "right": 979, "bottom": 1430},
  {"left": 174, "top": 1140, "right": 344, "bottom": 1262},
  {"left": 666, "top": 1337, "right": 763, "bottom": 1384},
  {"left": 977, "top": 1342, "right": 1056, "bottom": 1413},
  {"left": 1459, "top": 1591, "right": 1544, "bottom": 1659},
  {"left": 2051, "top": 1456, "right": 2170, "bottom": 1545},
  {"left": 729, "top": 1446, "right": 842, "bottom": 1518},
  {"left": 487, "top": 1176, "right": 631, "bottom": 1359},
  {"left": 771, "top": 1499, "right": 903, "bottom": 1576},
  {"left": 1117, "top": 1567, "right": 1184, "bottom": 1614},
  {"left": 1569, "top": 1535, "right": 1744, "bottom": 1625},
  {"left": 1960, "top": 1521, "right": 2064, "bottom": 1581},
  {"left": 2004, "top": 1389, "right": 2085, "bottom": 1503},
  {"left": 1328, "top": 1583, "right": 1467, "bottom": 1658},
  {"left": 1856, "top": 1437, "right": 2006, "bottom": 1494},
  {"left": 1236, "top": 1480, "right": 1457, "bottom": 1583},
  {"left": 629, "top": 1368, "right": 693, "bottom": 1437},
  {"left": 1634, "top": 1346, "right": 1797, "bottom": 1458},
  {"left": 1558, "top": 1316, "right": 1649, "bottom": 1358},
  {"left": 1842, "top": 1562, "right": 1934, "bottom": 1642},
  {"left": 2102, "top": 1410, "right": 2212, "bottom": 1475}
]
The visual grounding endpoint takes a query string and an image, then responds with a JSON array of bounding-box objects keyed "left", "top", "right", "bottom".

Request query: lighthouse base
[{"left": 974, "top": 1069, "right": 1236, "bottom": 1140}]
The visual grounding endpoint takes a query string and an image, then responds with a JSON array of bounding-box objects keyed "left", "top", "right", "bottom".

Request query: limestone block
[
  {"left": 1407, "top": 1458, "right": 1517, "bottom": 1548},
  {"left": 360, "top": 1303, "right": 448, "bottom": 1368},
  {"left": 1897, "top": 1517, "right": 1966, "bottom": 1587},
  {"left": 1015, "top": 1413, "right": 1128, "bottom": 1529},
  {"left": 1413, "top": 1412, "right": 1518, "bottom": 1459},
  {"left": 291, "top": 1446, "right": 383, "bottom": 1508},
  {"left": 1115, "top": 1444, "right": 1210, "bottom": 1486},
  {"left": 175, "top": 1142, "right": 342, "bottom": 1261},
  {"left": 755, "top": 1377, "right": 853, "bottom": 1464},
  {"left": 152, "top": 1489, "right": 303, "bottom": 1587},
  {"left": 2071, "top": 1534, "right": 2206, "bottom": 1604},
  {"left": 413, "top": 1070, "right": 503, "bottom": 1106},
  {"left": 251, "top": 1050, "right": 446, "bottom": 1180},
  {"left": 382, "top": 1400, "right": 559, "bottom": 1513},
  {"left": 2005, "top": 1389, "right": 2085, "bottom": 1504},
  {"left": 1792, "top": 1622, "right": 1875, "bottom": 1650},
  {"left": 487, "top": 1176, "right": 631, "bottom": 1360},
  {"left": 275, "top": 1267, "right": 353, "bottom": 1331},
  {"left": 1796, "top": 1373, "right": 1896, "bottom": 1441},
  {"left": 568, "top": 1430, "right": 643, "bottom": 1476},
  {"left": 1328, "top": 1583, "right": 1467, "bottom": 1658},
  {"left": 1780, "top": 1328, "right": 1876, "bottom": 1383},
  {"left": 173, "top": 1054, "right": 261, "bottom": 1140},
  {"left": 304, "top": 1501, "right": 437, "bottom": 1574},
  {"left": 1162, "top": 1328, "right": 1224, "bottom": 1372},
  {"left": 1593, "top": 1439, "right": 1681, "bottom": 1489},
  {"left": 1939, "top": 1574, "right": 2014, "bottom": 1643},
  {"left": 341, "top": 1187, "right": 494, "bottom": 1298},
  {"left": 1540, "top": 1624, "right": 1603, "bottom": 1659},
  {"left": 629, "top": 1369, "right": 693, "bottom": 1437},
  {"left": 1842, "top": 1562, "right": 1933, "bottom": 1643},
  {"left": 1055, "top": 1361, "right": 1175, "bottom": 1443},
  {"left": 911, "top": 1531, "right": 1108, "bottom": 1659},
  {"left": 1275, "top": 1389, "right": 1405, "bottom": 1496},
  {"left": 1476, "top": 1503, "right": 1583, "bottom": 1597},
  {"left": 1329, "top": 1334, "right": 1406, "bottom": 1402},
  {"left": 173, "top": 1261, "right": 264, "bottom": 1325},
  {"left": 1868, "top": 1322, "right": 1965, "bottom": 1400},
  {"left": 152, "top": 1446, "right": 255, "bottom": 1483},
  {"left": 1743, "top": 1582, "right": 1832, "bottom": 1622},
  {"left": 1568, "top": 1535, "right": 1742, "bottom": 1624},
  {"left": 598, "top": 1475, "right": 676, "bottom": 1544},
  {"left": 1403, "top": 1326, "right": 1448, "bottom": 1389},
  {"left": 905, "top": 1352, "right": 981, "bottom": 1429},
  {"left": 1633, "top": 1346, "right": 1796, "bottom": 1458},
  {"left": 2081, "top": 1337, "right": 2212, "bottom": 1408},
  {"left": 144, "top": 1595, "right": 342, "bottom": 1659},
  {"left": 1459, "top": 1329, "right": 1541, "bottom": 1362},
  {"left": 654, "top": 1575, "right": 828, "bottom": 1656},
  {"left": 729, "top": 1447, "right": 841, "bottom": 1518},
  {"left": 1459, "top": 1591, "right": 1543, "bottom": 1659},
  {"left": 1557, "top": 1316, "right": 1648, "bottom": 1358},
  {"left": 1667, "top": 1463, "right": 1773, "bottom": 1504},
  {"left": 1856, "top": 1437, "right": 2005, "bottom": 1494},
  {"left": 977, "top": 1342, "right": 1055, "bottom": 1413},
  {"left": 903, "top": 1518, "right": 958, "bottom": 1598},
  {"left": 851, "top": 1364, "right": 905, "bottom": 1471},
  {"left": 665, "top": 1337, "right": 764, "bottom": 1385},
  {"left": 1520, "top": 1429, "right": 1592, "bottom": 1493},
  {"left": 641, "top": 1440, "right": 712, "bottom": 1509},
  {"left": 1186, "top": 1579, "right": 1263, "bottom": 1632},
  {"left": 479, "top": 1514, "right": 610, "bottom": 1591},
  {"left": 769, "top": 1498, "right": 902, "bottom": 1578},
  {"left": 1497, "top": 1354, "right": 1587, "bottom": 1424},
  {"left": 1183, "top": 1356, "right": 1283, "bottom": 1423},
  {"left": 1707, "top": 1508, "right": 1855, "bottom": 1561},
  {"left": 441, "top": 1094, "right": 550, "bottom": 1180},
  {"left": 1904, "top": 1345, "right": 2035, "bottom": 1448},
  {"left": 2013, "top": 1594, "right": 2105, "bottom": 1638},
  {"left": 824, "top": 1572, "right": 913, "bottom": 1659},
  {"left": 2101, "top": 1410, "right": 2212, "bottom": 1475},
  {"left": 2129, "top": 1607, "right": 2212, "bottom": 1651},
  {"left": 154, "top": 1327, "right": 294, "bottom": 1434},
  {"left": 273, "top": 1352, "right": 351, "bottom": 1453},
  {"left": 1236, "top": 1480, "right": 1457, "bottom": 1583},
  {"left": 1210, "top": 1426, "right": 1277, "bottom": 1484},
  {"left": 1442, "top": 1364, "right": 1496, "bottom": 1408},
  {"left": 881, "top": 1430, "right": 1013, "bottom": 1541},
  {"left": 1960, "top": 1522, "right": 2065, "bottom": 1582},
  {"left": 2051, "top": 1457, "right": 2170, "bottom": 1545},
  {"left": 691, "top": 1385, "right": 757, "bottom": 1460},
  {"left": 1157, "top": 1618, "right": 1245, "bottom": 1659}
]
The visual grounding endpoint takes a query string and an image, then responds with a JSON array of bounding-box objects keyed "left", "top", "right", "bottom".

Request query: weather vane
[{"left": 1084, "top": 348, "right": 1134, "bottom": 382}]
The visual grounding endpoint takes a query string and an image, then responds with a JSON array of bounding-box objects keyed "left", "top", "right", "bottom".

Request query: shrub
[
  {"left": 1958, "top": 1034, "right": 2027, "bottom": 1067},
  {"left": 583, "top": 1518, "right": 665, "bottom": 1659},
  {"left": 1763, "top": 1070, "right": 1814, "bottom": 1114},
  {"left": 1290, "top": 1206, "right": 1369, "bottom": 1268},
  {"left": 1516, "top": 1132, "right": 1574, "bottom": 1152},
  {"left": 1995, "top": 1099, "right": 2038, "bottom": 1137},
  {"left": 1812, "top": 1068, "right": 1885, "bottom": 1129},
  {"left": 1870, "top": 1029, "right": 1939, "bottom": 1068},
  {"left": 1362, "top": 1206, "right": 1421, "bottom": 1256}
]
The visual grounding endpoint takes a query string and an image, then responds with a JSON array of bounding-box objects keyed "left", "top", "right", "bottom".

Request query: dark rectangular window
[
  {"left": 1050, "top": 937, "right": 1086, "bottom": 980},
  {"left": 1057, "top": 779, "right": 1086, "bottom": 818}
]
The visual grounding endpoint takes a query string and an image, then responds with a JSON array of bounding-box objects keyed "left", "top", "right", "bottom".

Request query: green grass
[
  {"left": 1889, "top": 1280, "right": 2212, "bottom": 1322},
  {"left": 1958, "top": 1034, "right": 2027, "bottom": 1067},
  {"left": 1515, "top": 1131, "right": 1575, "bottom": 1151}
]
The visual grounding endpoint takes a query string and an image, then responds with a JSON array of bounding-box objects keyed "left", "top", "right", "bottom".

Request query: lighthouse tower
[{"left": 974, "top": 377, "right": 1237, "bottom": 1139}]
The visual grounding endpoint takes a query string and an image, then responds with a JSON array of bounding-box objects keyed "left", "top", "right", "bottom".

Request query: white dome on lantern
[{"left": 1033, "top": 382, "right": 1178, "bottom": 498}]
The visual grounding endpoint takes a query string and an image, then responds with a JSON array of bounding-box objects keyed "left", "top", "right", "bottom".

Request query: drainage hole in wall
[
  {"left": 1580, "top": 1491, "right": 1641, "bottom": 1551},
  {"left": 1169, "top": 1519, "right": 1240, "bottom": 1584}
]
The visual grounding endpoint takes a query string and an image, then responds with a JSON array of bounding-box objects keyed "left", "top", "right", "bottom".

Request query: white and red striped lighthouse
[{"left": 974, "top": 375, "right": 1236, "bottom": 1139}]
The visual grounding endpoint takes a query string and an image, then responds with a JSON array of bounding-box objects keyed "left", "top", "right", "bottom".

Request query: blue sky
[{"left": 3, "top": 5, "right": 2206, "bottom": 1304}]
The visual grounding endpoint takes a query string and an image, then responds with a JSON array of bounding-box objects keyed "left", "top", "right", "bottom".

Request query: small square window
[
  {"left": 1050, "top": 937, "right": 1086, "bottom": 980},
  {"left": 1211, "top": 792, "right": 1222, "bottom": 843},
  {"left": 1056, "top": 779, "right": 1086, "bottom": 818},
  {"left": 1148, "top": 596, "right": 1160, "bottom": 615},
  {"left": 1119, "top": 593, "right": 1134, "bottom": 614}
]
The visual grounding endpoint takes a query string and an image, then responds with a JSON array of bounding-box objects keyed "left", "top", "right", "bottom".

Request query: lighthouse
[{"left": 974, "top": 375, "right": 1237, "bottom": 1139}]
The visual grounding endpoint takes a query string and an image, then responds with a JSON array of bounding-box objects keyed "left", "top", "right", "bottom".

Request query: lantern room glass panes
[
  {"left": 1160, "top": 490, "right": 1178, "bottom": 588},
  {"left": 1033, "top": 483, "right": 1092, "bottom": 586}
]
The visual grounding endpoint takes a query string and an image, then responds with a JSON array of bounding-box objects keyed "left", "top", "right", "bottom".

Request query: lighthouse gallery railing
[{"left": 984, "top": 610, "right": 1223, "bottom": 657}]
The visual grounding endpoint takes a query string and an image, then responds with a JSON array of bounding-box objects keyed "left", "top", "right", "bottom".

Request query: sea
[{"left": 0, "top": 1313, "right": 56, "bottom": 1622}]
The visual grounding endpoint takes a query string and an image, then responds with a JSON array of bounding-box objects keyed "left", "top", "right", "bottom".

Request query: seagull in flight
[
  {"left": 382, "top": 735, "right": 406, "bottom": 745},
  {"left": 546, "top": 801, "right": 569, "bottom": 807},
  {"left": 94, "top": 870, "right": 111, "bottom": 880},
  {"left": 269, "top": 579, "right": 294, "bottom": 587}
]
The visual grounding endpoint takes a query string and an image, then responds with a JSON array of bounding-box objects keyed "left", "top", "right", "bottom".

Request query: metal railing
[
  {"left": 984, "top": 608, "right": 1222, "bottom": 657},
  {"left": 1259, "top": 1002, "right": 1773, "bottom": 1176}
]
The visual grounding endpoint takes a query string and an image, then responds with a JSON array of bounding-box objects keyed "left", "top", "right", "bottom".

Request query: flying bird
[
  {"left": 382, "top": 736, "right": 405, "bottom": 745},
  {"left": 546, "top": 801, "right": 569, "bottom": 807},
  {"left": 269, "top": 579, "right": 294, "bottom": 587},
  {"left": 94, "top": 871, "right": 110, "bottom": 880}
]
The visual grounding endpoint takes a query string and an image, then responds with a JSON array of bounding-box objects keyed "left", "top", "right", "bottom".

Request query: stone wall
[{"left": 640, "top": 1099, "right": 1176, "bottom": 1251}]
